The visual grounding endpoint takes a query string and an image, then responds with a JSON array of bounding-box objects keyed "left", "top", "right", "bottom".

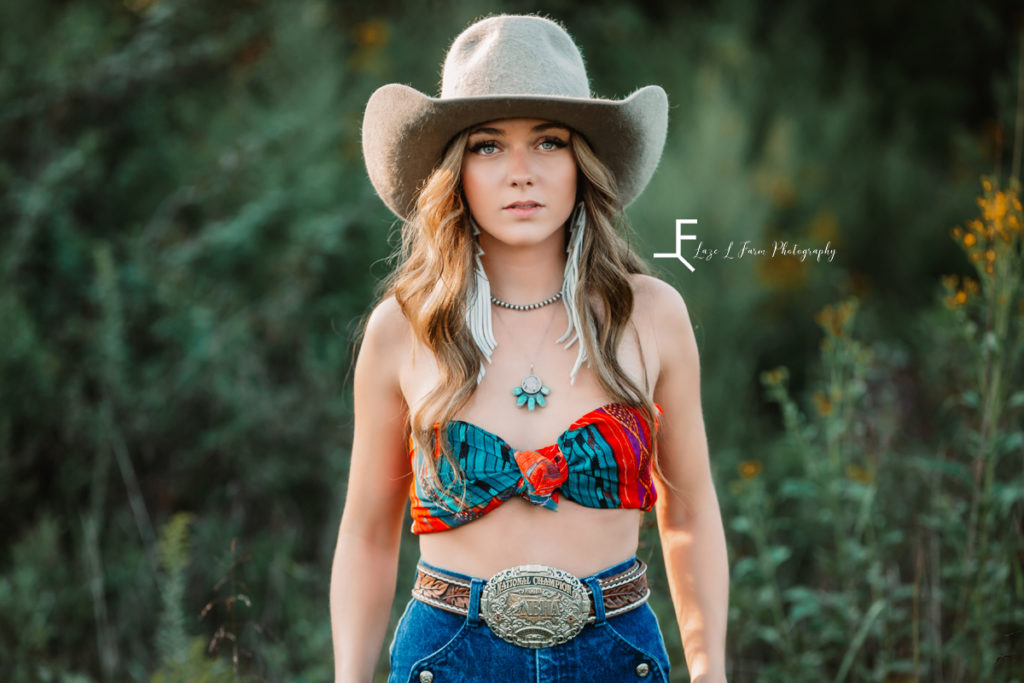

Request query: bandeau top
[{"left": 407, "top": 402, "right": 660, "bottom": 534}]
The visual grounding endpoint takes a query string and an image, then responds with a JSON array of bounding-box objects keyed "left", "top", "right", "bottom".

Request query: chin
[
  {"left": 483, "top": 220, "right": 566, "bottom": 247},
  {"left": 497, "top": 231, "right": 564, "bottom": 249}
]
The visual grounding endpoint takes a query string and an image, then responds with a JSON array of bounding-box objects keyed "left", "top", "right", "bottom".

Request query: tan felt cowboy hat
[{"left": 361, "top": 14, "right": 669, "bottom": 219}]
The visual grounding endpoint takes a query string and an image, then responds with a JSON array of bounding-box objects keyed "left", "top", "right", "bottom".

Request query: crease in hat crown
[
  {"left": 440, "top": 15, "right": 591, "bottom": 99},
  {"left": 361, "top": 13, "right": 669, "bottom": 219}
]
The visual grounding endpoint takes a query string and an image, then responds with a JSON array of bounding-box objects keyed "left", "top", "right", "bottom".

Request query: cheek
[
  {"left": 460, "top": 160, "right": 489, "bottom": 208},
  {"left": 552, "top": 157, "right": 578, "bottom": 204},
  {"left": 460, "top": 166, "right": 478, "bottom": 211}
]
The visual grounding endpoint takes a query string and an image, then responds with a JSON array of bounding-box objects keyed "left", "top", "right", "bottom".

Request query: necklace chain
[
  {"left": 492, "top": 303, "right": 559, "bottom": 370},
  {"left": 490, "top": 291, "right": 562, "bottom": 311},
  {"left": 493, "top": 302, "right": 559, "bottom": 410}
]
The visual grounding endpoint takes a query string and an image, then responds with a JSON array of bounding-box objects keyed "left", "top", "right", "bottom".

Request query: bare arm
[
  {"left": 331, "top": 297, "right": 412, "bottom": 682},
  {"left": 646, "top": 277, "right": 729, "bottom": 682}
]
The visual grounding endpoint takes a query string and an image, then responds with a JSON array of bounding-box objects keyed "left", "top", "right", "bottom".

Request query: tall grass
[{"left": 717, "top": 176, "right": 1024, "bottom": 680}]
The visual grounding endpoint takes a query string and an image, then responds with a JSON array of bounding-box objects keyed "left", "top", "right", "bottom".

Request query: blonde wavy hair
[{"left": 380, "top": 126, "right": 665, "bottom": 507}]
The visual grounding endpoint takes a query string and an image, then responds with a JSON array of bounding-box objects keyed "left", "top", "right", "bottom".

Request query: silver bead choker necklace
[{"left": 490, "top": 291, "right": 563, "bottom": 311}]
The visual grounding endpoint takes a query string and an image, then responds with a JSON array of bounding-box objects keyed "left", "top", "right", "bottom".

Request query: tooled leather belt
[{"left": 411, "top": 559, "right": 651, "bottom": 648}]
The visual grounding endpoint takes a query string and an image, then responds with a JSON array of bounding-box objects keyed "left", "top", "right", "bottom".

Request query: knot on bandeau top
[{"left": 512, "top": 448, "right": 569, "bottom": 509}]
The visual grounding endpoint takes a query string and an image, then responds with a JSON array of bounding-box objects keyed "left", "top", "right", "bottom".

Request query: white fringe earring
[
  {"left": 557, "top": 201, "right": 588, "bottom": 384},
  {"left": 465, "top": 213, "right": 497, "bottom": 383}
]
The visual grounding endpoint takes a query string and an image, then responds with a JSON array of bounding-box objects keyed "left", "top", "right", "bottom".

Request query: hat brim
[{"left": 362, "top": 83, "right": 668, "bottom": 219}]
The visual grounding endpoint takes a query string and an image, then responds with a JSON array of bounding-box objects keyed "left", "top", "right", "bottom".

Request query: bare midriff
[{"left": 417, "top": 496, "right": 643, "bottom": 578}]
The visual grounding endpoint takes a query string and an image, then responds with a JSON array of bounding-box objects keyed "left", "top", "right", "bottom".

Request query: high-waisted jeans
[{"left": 387, "top": 555, "right": 672, "bottom": 683}]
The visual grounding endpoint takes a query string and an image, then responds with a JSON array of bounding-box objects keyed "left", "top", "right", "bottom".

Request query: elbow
[{"left": 655, "top": 485, "right": 722, "bottom": 534}]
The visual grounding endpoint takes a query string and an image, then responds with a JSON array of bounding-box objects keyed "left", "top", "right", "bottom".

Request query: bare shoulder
[
  {"left": 629, "top": 272, "right": 689, "bottom": 323},
  {"left": 363, "top": 295, "right": 411, "bottom": 347},
  {"left": 628, "top": 273, "right": 697, "bottom": 383},
  {"left": 358, "top": 295, "right": 412, "bottom": 384}
]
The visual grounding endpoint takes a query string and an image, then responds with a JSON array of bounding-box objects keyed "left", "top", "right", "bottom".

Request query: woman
[{"left": 331, "top": 14, "right": 729, "bottom": 683}]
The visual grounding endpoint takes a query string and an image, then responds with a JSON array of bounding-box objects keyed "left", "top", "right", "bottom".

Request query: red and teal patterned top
[{"left": 408, "top": 402, "right": 660, "bottom": 534}]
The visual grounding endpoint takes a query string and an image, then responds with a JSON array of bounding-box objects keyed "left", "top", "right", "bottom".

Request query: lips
[{"left": 503, "top": 201, "right": 543, "bottom": 209}]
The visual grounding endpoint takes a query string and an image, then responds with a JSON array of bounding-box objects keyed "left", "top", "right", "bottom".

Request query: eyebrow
[{"left": 467, "top": 122, "right": 571, "bottom": 137}]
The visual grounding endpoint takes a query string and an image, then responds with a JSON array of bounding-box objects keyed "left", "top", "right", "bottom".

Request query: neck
[{"left": 478, "top": 231, "right": 567, "bottom": 304}]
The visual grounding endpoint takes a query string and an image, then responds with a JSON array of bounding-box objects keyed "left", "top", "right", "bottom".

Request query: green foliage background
[{"left": 1, "top": 0, "right": 1022, "bottom": 680}]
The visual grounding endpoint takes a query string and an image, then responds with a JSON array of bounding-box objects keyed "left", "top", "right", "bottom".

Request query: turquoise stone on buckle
[{"left": 513, "top": 374, "right": 550, "bottom": 411}]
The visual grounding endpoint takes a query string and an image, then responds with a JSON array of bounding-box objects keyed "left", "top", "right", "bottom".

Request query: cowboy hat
[{"left": 361, "top": 14, "right": 669, "bottom": 219}]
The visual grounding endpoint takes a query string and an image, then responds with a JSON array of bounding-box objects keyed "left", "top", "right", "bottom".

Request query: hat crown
[{"left": 440, "top": 15, "right": 591, "bottom": 99}]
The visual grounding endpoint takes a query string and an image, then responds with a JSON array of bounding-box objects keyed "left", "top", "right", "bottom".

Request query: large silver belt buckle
[{"left": 480, "top": 564, "right": 590, "bottom": 648}]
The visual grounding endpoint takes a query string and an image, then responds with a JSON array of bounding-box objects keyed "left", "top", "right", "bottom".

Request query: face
[{"left": 461, "top": 118, "right": 578, "bottom": 249}]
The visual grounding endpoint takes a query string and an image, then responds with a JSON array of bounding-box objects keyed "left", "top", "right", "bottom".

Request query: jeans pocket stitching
[
  {"left": 604, "top": 617, "right": 671, "bottom": 681},
  {"left": 406, "top": 618, "right": 470, "bottom": 679}
]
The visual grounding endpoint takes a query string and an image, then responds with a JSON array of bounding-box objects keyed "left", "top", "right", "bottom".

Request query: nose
[{"left": 507, "top": 147, "right": 534, "bottom": 188}]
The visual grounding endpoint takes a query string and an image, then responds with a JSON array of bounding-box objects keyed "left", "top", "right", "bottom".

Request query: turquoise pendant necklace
[
  {"left": 492, "top": 292, "right": 559, "bottom": 411},
  {"left": 513, "top": 367, "right": 551, "bottom": 411}
]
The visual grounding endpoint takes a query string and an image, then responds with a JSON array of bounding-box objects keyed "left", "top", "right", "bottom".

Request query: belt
[{"left": 411, "top": 559, "right": 650, "bottom": 648}]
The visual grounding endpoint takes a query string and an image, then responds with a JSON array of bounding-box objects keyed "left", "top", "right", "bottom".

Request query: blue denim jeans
[{"left": 387, "top": 556, "right": 672, "bottom": 683}]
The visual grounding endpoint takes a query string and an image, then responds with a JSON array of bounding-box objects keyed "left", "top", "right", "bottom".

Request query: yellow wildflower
[
  {"left": 808, "top": 208, "right": 840, "bottom": 243},
  {"left": 812, "top": 391, "right": 833, "bottom": 416},
  {"left": 845, "top": 463, "right": 873, "bottom": 484},
  {"left": 963, "top": 232, "right": 977, "bottom": 247},
  {"left": 979, "top": 191, "right": 1009, "bottom": 231},
  {"left": 761, "top": 366, "right": 789, "bottom": 386},
  {"left": 815, "top": 306, "right": 833, "bottom": 333},
  {"left": 756, "top": 255, "right": 807, "bottom": 290},
  {"left": 753, "top": 169, "right": 797, "bottom": 207},
  {"left": 738, "top": 460, "right": 763, "bottom": 479},
  {"left": 836, "top": 299, "right": 855, "bottom": 326},
  {"left": 354, "top": 20, "right": 389, "bottom": 47},
  {"left": 814, "top": 299, "right": 858, "bottom": 338}
]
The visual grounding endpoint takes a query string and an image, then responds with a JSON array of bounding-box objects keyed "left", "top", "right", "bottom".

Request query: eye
[
  {"left": 538, "top": 136, "right": 568, "bottom": 151},
  {"left": 469, "top": 140, "right": 500, "bottom": 155}
]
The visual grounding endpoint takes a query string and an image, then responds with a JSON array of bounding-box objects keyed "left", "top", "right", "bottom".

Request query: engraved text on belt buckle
[{"left": 479, "top": 564, "right": 591, "bottom": 648}]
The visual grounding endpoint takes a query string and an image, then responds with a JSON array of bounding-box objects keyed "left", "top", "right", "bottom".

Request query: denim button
[
  {"left": 418, "top": 671, "right": 434, "bottom": 683},
  {"left": 635, "top": 662, "right": 650, "bottom": 677}
]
